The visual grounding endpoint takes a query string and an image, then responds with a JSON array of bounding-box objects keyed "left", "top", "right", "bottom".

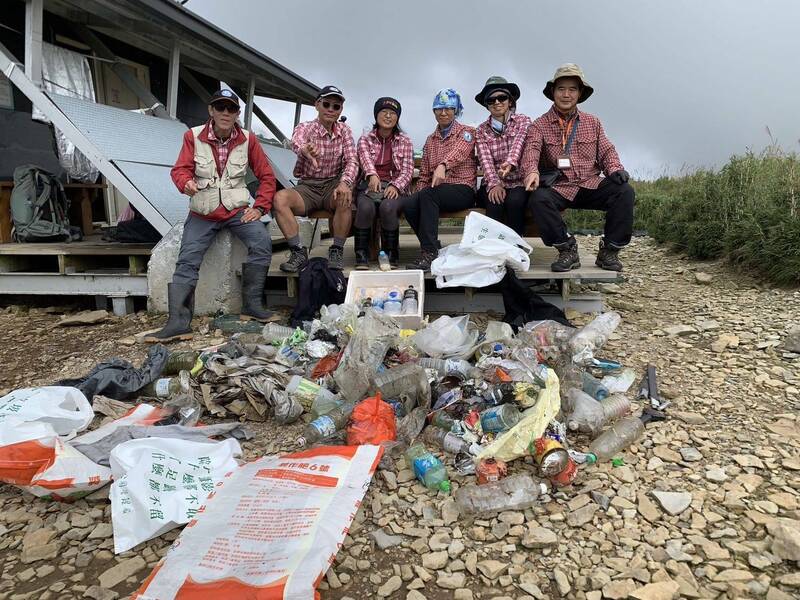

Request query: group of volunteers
[{"left": 149, "top": 64, "right": 635, "bottom": 342}]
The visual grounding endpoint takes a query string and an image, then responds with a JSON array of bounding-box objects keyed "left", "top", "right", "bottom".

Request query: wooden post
[
  {"left": 166, "top": 42, "right": 180, "bottom": 118},
  {"left": 79, "top": 188, "right": 93, "bottom": 235},
  {"left": 24, "top": 0, "right": 43, "bottom": 86},
  {"left": 0, "top": 184, "right": 12, "bottom": 243}
]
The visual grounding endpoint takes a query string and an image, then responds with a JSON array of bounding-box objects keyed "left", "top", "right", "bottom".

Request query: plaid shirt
[
  {"left": 291, "top": 119, "right": 358, "bottom": 186},
  {"left": 417, "top": 120, "right": 477, "bottom": 191},
  {"left": 357, "top": 129, "right": 414, "bottom": 194},
  {"left": 521, "top": 106, "right": 624, "bottom": 201},
  {"left": 206, "top": 124, "right": 239, "bottom": 173},
  {"left": 475, "top": 112, "right": 531, "bottom": 189}
]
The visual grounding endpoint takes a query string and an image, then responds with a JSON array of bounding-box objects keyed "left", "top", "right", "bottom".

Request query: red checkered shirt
[
  {"left": 357, "top": 129, "right": 414, "bottom": 194},
  {"left": 475, "top": 112, "right": 531, "bottom": 189},
  {"left": 291, "top": 118, "right": 358, "bottom": 186},
  {"left": 520, "top": 106, "right": 624, "bottom": 201},
  {"left": 206, "top": 124, "right": 239, "bottom": 172},
  {"left": 417, "top": 120, "right": 477, "bottom": 191}
]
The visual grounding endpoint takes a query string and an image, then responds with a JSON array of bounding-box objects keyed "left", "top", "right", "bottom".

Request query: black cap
[
  {"left": 208, "top": 89, "right": 240, "bottom": 108},
  {"left": 316, "top": 85, "right": 345, "bottom": 101},
  {"left": 373, "top": 97, "right": 401, "bottom": 119}
]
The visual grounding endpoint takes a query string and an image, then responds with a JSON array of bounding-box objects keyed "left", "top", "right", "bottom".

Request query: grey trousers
[{"left": 172, "top": 210, "right": 272, "bottom": 286}]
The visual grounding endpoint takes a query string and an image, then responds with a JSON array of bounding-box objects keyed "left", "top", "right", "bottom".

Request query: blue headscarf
[{"left": 432, "top": 88, "right": 463, "bottom": 118}]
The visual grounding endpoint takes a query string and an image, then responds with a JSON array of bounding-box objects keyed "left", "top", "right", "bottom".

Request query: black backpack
[
  {"left": 10, "top": 165, "right": 78, "bottom": 242},
  {"left": 290, "top": 257, "right": 346, "bottom": 327}
]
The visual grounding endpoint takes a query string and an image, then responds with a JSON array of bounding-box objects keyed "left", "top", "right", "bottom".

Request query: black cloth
[
  {"left": 498, "top": 269, "right": 572, "bottom": 331},
  {"left": 527, "top": 178, "right": 635, "bottom": 248},
  {"left": 290, "top": 257, "right": 346, "bottom": 327},
  {"left": 401, "top": 184, "right": 475, "bottom": 251},
  {"left": 475, "top": 185, "right": 528, "bottom": 236}
]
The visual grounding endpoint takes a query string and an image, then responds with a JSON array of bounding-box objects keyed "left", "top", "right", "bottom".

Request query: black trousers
[
  {"left": 402, "top": 184, "right": 474, "bottom": 251},
  {"left": 476, "top": 185, "right": 528, "bottom": 236},
  {"left": 528, "top": 178, "right": 635, "bottom": 248}
]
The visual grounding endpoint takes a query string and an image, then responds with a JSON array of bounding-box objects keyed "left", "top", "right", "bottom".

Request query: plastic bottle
[
  {"left": 285, "top": 375, "right": 338, "bottom": 412},
  {"left": 600, "top": 394, "right": 632, "bottom": 421},
  {"left": 564, "top": 388, "right": 605, "bottom": 434},
  {"left": 297, "top": 401, "right": 354, "bottom": 447},
  {"left": 454, "top": 473, "right": 549, "bottom": 516},
  {"left": 401, "top": 285, "right": 419, "bottom": 315},
  {"left": 263, "top": 323, "right": 297, "bottom": 344},
  {"left": 430, "top": 410, "right": 457, "bottom": 431},
  {"left": 418, "top": 358, "right": 472, "bottom": 379},
  {"left": 479, "top": 404, "right": 521, "bottom": 433},
  {"left": 384, "top": 287, "right": 402, "bottom": 314},
  {"left": 588, "top": 415, "right": 645, "bottom": 460},
  {"left": 372, "top": 363, "right": 424, "bottom": 399},
  {"left": 210, "top": 314, "right": 264, "bottom": 334},
  {"left": 405, "top": 443, "right": 451, "bottom": 492},
  {"left": 568, "top": 311, "right": 622, "bottom": 365},
  {"left": 141, "top": 371, "right": 190, "bottom": 398},
  {"left": 162, "top": 350, "right": 199, "bottom": 375},
  {"left": 422, "top": 426, "right": 481, "bottom": 456},
  {"left": 155, "top": 393, "right": 202, "bottom": 427},
  {"left": 378, "top": 251, "right": 391, "bottom": 271},
  {"left": 582, "top": 371, "right": 609, "bottom": 400}
]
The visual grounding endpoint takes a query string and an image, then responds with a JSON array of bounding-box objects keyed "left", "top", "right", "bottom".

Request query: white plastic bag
[
  {"left": 110, "top": 437, "right": 242, "bottom": 554},
  {"left": 0, "top": 417, "right": 111, "bottom": 499},
  {"left": 72, "top": 403, "right": 171, "bottom": 446},
  {"left": 461, "top": 211, "right": 532, "bottom": 251},
  {"left": 411, "top": 315, "right": 480, "bottom": 359},
  {"left": 0, "top": 386, "right": 94, "bottom": 435},
  {"left": 133, "top": 445, "right": 382, "bottom": 600}
]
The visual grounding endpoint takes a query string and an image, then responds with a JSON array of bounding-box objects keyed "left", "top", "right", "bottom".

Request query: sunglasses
[
  {"left": 321, "top": 100, "right": 342, "bottom": 111},
  {"left": 212, "top": 103, "right": 239, "bottom": 114},
  {"left": 434, "top": 107, "right": 455, "bottom": 114},
  {"left": 486, "top": 94, "right": 510, "bottom": 105}
]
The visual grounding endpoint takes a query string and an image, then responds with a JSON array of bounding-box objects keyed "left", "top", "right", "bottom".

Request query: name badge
[{"left": 557, "top": 155, "right": 571, "bottom": 170}]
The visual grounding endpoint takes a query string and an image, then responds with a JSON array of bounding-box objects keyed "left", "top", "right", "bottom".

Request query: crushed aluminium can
[
  {"left": 531, "top": 437, "right": 570, "bottom": 478},
  {"left": 476, "top": 457, "right": 507, "bottom": 484}
]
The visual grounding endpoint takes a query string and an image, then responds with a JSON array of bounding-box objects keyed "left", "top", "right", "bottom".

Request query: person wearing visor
[
  {"left": 521, "top": 64, "right": 634, "bottom": 272},
  {"left": 474, "top": 76, "right": 531, "bottom": 236},
  {"left": 355, "top": 97, "right": 414, "bottom": 269},
  {"left": 149, "top": 89, "right": 277, "bottom": 342},
  {"left": 401, "top": 88, "right": 477, "bottom": 271},
  {"left": 274, "top": 85, "right": 358, "bottom": 272}
]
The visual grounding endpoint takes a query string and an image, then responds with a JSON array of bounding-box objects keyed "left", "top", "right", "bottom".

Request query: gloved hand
[{"left": 609, "top": 170, "right": 630, "bottom": 185}]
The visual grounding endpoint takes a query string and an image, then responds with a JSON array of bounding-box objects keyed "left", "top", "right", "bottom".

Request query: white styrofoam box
[{"left": 345, "top": 269, "right": 425, "bottom": 329}]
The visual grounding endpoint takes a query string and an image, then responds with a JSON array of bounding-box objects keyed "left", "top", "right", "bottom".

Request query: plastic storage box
[{"left": 345, "top": 269, "right": 425, "bottom": 330}]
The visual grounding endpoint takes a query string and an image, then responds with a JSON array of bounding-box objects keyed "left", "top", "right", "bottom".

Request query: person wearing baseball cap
[
  {"left": 353, "top": 97, "right": 414, "bottom": 269},
  {"left": 273, "top": 85, "right": 358, "bottom": 272},
  {"left": 521, "top": 64, "right": 634, "bottom": 272},
  {"left": 148, "top": 88, "right": 277, "bottom": 342}
]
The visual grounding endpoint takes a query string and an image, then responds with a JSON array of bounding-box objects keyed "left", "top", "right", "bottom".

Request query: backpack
[
  {"left": 10, "top": 165, "right": 76, "bottom": 242},
  {"left": 290, "top": 257, "right": 346, "bottom": 327}
]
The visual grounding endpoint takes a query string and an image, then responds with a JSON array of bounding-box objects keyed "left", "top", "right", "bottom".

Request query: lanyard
[{"left": 558, "top": 114, "right": 579, "bottom": 153}]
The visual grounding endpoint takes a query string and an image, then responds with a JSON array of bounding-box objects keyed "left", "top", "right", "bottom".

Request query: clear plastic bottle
[
  {"left": 384, "top": 287, "right": 402, "bottom": 314},
  {"left": 162, "top": 350, "right": 199, "bottom": 375},
  {"left": 582, "top": 371, "right": 609, "bottom": 400},
  {"left": 297, "top": 401, "right": 354, "bottom": 446},
  {"left": 372, "top": 363, "right": 425, "bottom": 399},
  {"left": 479, "top": 404, "right": 521, "bottom": 433},
  {"left": 422, "top": 426, "right": 480, "bottom": 455},
  {"left": 141, "top": 370, "right": 190, "bottom": 398},
  {"left": 378, "top": 251, "right": 391, "bottom": 271},
  {"left": 564, "top": 388, "right": 604, "bottom": 432},
  {"left": 568, "top": 311, "right": 621, "bottom": 365},
  {"left": 401, "top": 285, "right": 419, "bottom": 314},
  {"left": 405, "top": 443, "right": 451, "bottom": 492},
  {"left": 454, "top": 473, "right": 549, "bottom": 516},
  {"left": 285, "top": 375, "right": 338, "bottom": 412},
  {"left": 418, "top": 358, "right": 472, "bottom": 379},
  {"left": 588, "top": 415, "right": 645, "bottom": 460},
  {"left": 263, "top": 323, "right": 297, "bottom": 344},
  {"left": 600, "top": 394, "right": 632, "bottom": 421}
]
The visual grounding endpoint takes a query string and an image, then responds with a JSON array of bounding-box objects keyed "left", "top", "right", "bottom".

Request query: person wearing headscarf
[
  {"left": 399, "top": 88, "right": 477, "bottom": 271},
  {"left": 474, "top": 76, "right": 531, "bottom": 236},
  {"left": 354, "top": 97, "right": 414, "bottom": 269}
]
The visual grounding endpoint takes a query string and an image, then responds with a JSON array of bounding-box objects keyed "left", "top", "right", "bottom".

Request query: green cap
[
  {"left": 611, "top": 457, "right": 624, "bottom": 467},
  {"left": 440, "top": 480, "right": 452, "bottom": 494},
  {"left": 586, "top": 453, "right": 598, "bottom": 465}
]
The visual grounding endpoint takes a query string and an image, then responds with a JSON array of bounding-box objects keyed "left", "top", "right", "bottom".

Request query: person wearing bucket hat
[
  {"left": 390, "top": 88, "right": 477, "bottom": 272},
  {"left": 473, "top": 76, "right": 531, "bottom": 236},
  {"left": 521, "top": 63, "right": 634, "bottom": 272},
  {"left": 353, "top": 97, "right": 414, "bottom": 269}
]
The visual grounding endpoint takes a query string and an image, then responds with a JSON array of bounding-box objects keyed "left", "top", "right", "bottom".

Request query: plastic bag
[
  {"left": 568, "top": 312, "right": 621, "bottom": 366},
  {"left": 347, "top": 393, "right": 397, "bottom": 446},
  {"left": 134, "top": 445, "right": 382, "bottom": 600},
  {"left": 57, "top": 344, "right": 169, "bottom": 400},
  {"left": 411, "top": 315, "right": 480, "bottom": 359},
  {"left": 0, "top": 386, "right": 94, "bottom": 435},
  {"left": 110, "top": 437, "right": 242, "bottom": 554},
  {"left": 461, "top": 211, "right": 532, "bottom": 256},
  {"left": 334, "top": 311, "right": 398, "bottom": 401},
  {"left": 71, "top": 404, "right": 172, "bottom": 447}
]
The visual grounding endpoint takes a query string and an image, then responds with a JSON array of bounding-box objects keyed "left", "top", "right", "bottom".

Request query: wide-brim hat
[
  {"left": 475, "top": 76, "right": 521, "bottom": 106},
  {"left": 542, "top": 63, "right": 594, "bottom": 103}
]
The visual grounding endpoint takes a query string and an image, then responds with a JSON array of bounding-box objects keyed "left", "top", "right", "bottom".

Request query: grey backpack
[{"left": 10, "top": 165, "right": 75, "bottom": 242}]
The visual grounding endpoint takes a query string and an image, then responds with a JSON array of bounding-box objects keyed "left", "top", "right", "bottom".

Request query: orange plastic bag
[{"left": 346, "top": 392, "right": 397, "bottom": 446}]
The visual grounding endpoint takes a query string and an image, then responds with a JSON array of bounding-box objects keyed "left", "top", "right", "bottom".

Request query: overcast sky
[{"left": 187, "top": 0, "right": 799, "bottom": 179}]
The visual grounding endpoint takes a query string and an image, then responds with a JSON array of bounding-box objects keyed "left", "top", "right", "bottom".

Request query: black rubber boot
[
  {"left": 146, "top": 283, "right": 194, "bottom": 342},
  {"left": 595, "top": 238, "right": 624, "bottom": 271},
  {"left": 381, "top": 228, "right": 400, "bottom": 268},
  {"left": 354, "top": 228, "right": 371, "bottom": 270},
  {"left": 551, "top": 237, "right": 581, "bottom": 272},
  {"left": 240, "top": 263, "right": 276, "bottom": 322}
]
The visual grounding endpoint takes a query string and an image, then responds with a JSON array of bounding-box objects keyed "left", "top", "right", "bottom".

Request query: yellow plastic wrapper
[
  {"left": 514, "top": 383, "right": 539, "bottom": 408},
  {"left": 477, "top": 368, "right": 561, "bottom": 463},
  {"left": 399, "top": 329, "right": 416, "bottom": 338}
]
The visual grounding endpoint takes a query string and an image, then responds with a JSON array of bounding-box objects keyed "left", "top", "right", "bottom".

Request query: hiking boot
[
  {"left": 145, "top": 283, "right": 194, "bottom": 342},
  {"left": 407, "top": 248, "right": 438, "bottom": 272},
  {"left": 279, "top": 245, "right": 308, "bottom": 273},
  {"left": 381, "top": 228, "right": 400, "bottom": 268},
  {"left": 328, "top": 245, "right": 344, "bottom": 270},
  {"left": 354, "top": 228, "right": 371, "bottom": 270},
  {"left": 551, "top": 237, "right": 581, "bottom": 272},
  {"left": 595, "top": 238, "right": 624, "bottom": 271},
  {"left": 240, "top": 263, "right": 277, "bottom": 322}
]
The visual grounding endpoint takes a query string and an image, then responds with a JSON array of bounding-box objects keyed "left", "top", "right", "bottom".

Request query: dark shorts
[{"left": 294, "top": 177, "right": 340, "bottom": 213}]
